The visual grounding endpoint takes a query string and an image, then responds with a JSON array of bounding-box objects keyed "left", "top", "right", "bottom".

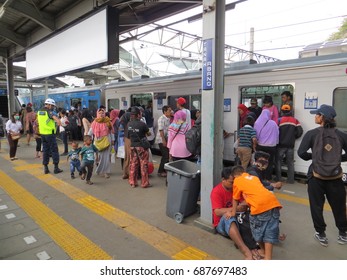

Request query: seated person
[
  {"left": 210, "top": 167, "right": 263, "bottom": 260},
  {"left": 247, "top": 151, "right": 282, "bottom": 191}
]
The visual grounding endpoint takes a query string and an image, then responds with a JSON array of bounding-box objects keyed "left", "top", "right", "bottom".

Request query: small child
[
  {"left": 80, "top": 135, "right": 98, "bottom": 185},
  {"left": 67, "top": 141, "right": 82, "bottom": 179},
  {"left": 230, "top": 166, "right": 282, "bottom": 260}
]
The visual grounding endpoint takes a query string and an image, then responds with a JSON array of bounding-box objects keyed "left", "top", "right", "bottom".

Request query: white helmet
[{"left": 45, "top": 98, "right": 56, "bottom": 106}]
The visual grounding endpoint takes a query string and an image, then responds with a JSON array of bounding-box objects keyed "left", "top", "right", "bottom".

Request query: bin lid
[{"left": 164, "top": 159, "right": 201, "bottom": 178}]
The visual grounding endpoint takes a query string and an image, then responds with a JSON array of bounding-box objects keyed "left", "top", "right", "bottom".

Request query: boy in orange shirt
[{"left": 230, "top": 166, "right": 282, "bottom": 260}]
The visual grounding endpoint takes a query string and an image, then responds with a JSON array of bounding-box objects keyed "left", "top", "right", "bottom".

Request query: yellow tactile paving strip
[
  {"left": 0, "top": 170, "right": 112, "bottom": 260},
  {"left": 6, "top": 158, "right": 216, "bottom": 260}
]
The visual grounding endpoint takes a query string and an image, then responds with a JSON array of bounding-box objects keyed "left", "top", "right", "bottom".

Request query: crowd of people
[{"left": 1, "top": 91, "right": 346, "bottom": 259}]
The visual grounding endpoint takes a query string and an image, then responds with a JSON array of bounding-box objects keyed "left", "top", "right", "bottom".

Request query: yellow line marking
[
  {"left": 11, "top": 160, "right": 216, "bottom": 260},
  {"left": 275, "top": 192, "right": 332, "bottom": 211},
  {"left": 0, "top": 171, "right": 112, "bottom": 260}
]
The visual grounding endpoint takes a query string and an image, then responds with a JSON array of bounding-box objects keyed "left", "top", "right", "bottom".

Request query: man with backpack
[{"left": 298, "top": 104, "right": 347, "bottom": 246}]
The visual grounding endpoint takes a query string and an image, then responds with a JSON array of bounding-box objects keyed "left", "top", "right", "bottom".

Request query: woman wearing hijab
[
  {"left": 89, "top": 108, "right": 114, "bottom": 178},
  {"left": 167, "top": 110, "right": 192, "bottom": 161},
  {"left": 254, "top": 109, "right": 279, "bottom": 180},
  {"left": 127, "top": 106, "right": 151, "bottom": 188},
  {"left": 238, "top": 104, "right": 250, "bottom": 128}
]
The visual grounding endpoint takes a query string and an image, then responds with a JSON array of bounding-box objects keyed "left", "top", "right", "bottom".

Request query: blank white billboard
[{"left": 26, "top": 8, "right": 118, "bottom": 80}]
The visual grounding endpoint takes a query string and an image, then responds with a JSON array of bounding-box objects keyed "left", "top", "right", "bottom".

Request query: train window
[
  {"left": 108, "top": 98, "right": 120, "bottom": 110},
  {"left": 240, "top": 84, "right": 294, "bottom": 109},
  {"left": 168, "top": 95, "right": 190, "bottom": 111},
  {"left": 191, "top": 95, "right": 201, "bottom": 110},
  {"left": 71, "top": 98, "right": 81, "bottom": 108},
  {"left": 130, "top": 93, "right": 152, "bottom": 108},
  {"left": 89, "top": 100, "right": 98, "bottom": 115},
  {"left": 333, "top": 87, "right": 347, "bottom": 131}
]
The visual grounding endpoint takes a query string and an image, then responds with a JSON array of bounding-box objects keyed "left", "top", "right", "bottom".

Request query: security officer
[{"left": 37, "top": 98, "right": 63, "bottom": 174}]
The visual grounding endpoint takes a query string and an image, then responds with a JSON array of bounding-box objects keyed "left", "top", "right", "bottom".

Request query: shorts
[
  {"left": 249, "top": 207, "right": 280, "bottom": 244},
  {"left": 216, "top": 215, "right": 237, "bottom": 237}
]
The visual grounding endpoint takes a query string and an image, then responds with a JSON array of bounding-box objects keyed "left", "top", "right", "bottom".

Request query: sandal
[{"left": 80, "top": 173, "right": 86, "bottom": 180}]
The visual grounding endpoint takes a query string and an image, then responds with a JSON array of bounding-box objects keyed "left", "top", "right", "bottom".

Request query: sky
[
  {"left": 154, "top": 0, "right": 347, "bottom": 60},
  {"left": 51, "top": 0, "right": 347, "bottom": 85}
]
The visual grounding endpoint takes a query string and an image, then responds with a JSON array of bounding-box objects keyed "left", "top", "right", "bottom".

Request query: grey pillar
[
  {"left": 196, "top": 0, "right": 225, "bottom": 229},
  {"left": 6, "top": 57, "right": 15, "bottom": 115}
]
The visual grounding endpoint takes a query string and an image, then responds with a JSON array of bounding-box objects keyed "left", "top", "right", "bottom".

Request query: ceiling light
[{"left": 0, "top": 7, "right": 6, "bottom": 19}]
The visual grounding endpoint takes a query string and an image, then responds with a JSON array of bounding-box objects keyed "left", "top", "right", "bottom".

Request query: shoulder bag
[{"left": 94, "top": 136, "right": 110, "bottom": 152}]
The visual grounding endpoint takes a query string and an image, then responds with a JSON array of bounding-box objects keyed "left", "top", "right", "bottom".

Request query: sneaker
[
  {"left": 337, "top": 233, "right": 347, "bottom": 245},
  {"left": 314, "top": 232, "right": 328, "bottom": 247},
  {"left": 71, "top": 174, "right": 75, "bottom": 179}
]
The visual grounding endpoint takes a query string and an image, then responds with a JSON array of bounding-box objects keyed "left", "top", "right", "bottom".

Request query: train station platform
[{"left": 0, "top": 137, "right": 346, "bottom": 260}]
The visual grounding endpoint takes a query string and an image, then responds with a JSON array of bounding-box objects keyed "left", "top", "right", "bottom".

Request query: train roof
[{"left": 104, "top": 52, "right": 347, "bottom": 89}]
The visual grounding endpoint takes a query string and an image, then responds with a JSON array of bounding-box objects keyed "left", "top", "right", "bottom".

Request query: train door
[
  {"left": 239, "top": 84, "right": 294, "bottom": 124},
  {"left": 333, "top": 87, "right": 347, "bottom": 132}
]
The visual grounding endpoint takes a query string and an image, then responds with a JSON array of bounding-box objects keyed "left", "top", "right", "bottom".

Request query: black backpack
[
  {"left": 185, "top": 118, "right": 201, "bottom": 155},
  {"left": 312, "top": 127, "right": 342, "bottom": 179}
]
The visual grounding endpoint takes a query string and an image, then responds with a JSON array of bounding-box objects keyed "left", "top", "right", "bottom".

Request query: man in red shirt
[{"left": 210, "top": 167, "right": 256, "bottom": 260}]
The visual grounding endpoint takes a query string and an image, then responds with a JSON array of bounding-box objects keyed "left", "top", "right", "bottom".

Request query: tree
[{"left": 328, "top": 18, "right": 347, "bottom": 40}]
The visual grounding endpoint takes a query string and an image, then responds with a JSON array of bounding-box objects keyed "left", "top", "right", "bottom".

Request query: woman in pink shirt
[
  {"left": 167, "top": 110, "right": 192, "bottom": 161},
  {"left": 262, "top": 96, "right": 279, "bottom": 124}
]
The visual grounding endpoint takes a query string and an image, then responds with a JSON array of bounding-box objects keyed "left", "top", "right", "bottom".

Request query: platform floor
[{"left": 0, "top": 137, "right": 346, "bottom": 260}]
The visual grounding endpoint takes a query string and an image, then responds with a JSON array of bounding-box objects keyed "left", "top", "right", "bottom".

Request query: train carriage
[{"left": 104, "top": 53, "right": 347, "bottom": 180}]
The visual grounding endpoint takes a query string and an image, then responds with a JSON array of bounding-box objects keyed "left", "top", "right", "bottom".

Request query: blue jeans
[
  {"left": 216, "top": 215, "right": 238, "bottom": 237},
  {"left": 70, "top": 160, "right": 81, "bottom": 174},
  {"left": 250, "top": 208, "right": 280, "bottom": 244}
]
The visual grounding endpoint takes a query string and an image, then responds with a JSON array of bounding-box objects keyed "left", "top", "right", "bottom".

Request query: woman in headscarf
[
  {"left": 127, "top": 106, "right": 151, "bottom": 188},
  {"left": 238, "top": 104, "right": 250, "bottom": 128},
  {"left": 110, "top": 109, "right": 120, "bottom": 154},
  {"left": 89, "top": 108, "right": 114, "bottom": 178},
  {"left": 167, "top": 110, "right": 192, "bottom": 161},
  {"left": 254, "top": 109, "right": 279, "bottom": 180}
]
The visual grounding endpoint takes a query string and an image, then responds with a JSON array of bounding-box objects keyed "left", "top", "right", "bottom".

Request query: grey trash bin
[{"left": 164, "top": 159, "right": 201, "bottom": 223}]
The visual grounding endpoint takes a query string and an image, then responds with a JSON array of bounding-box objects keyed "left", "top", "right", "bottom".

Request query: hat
[
  {"left": 70, "top": 106, "right": 75, "bottom": 111},
  {"left": 130, "top": 106, "right": 140, "bottom": 115},
  {"left": 177, "top": 97, "right": 186, "bottom": 106},
  {"left": 281, "top": 104, "right": 291, "bottom": 111},
  {"left": 27, "top": 102, "right": 33, "bottom": 107},
  {"left": 45, "top": 98, "right": 56, "bottom": 106},
  {"left": 263, "top": 96, "right": 273, "bottom": 104},
  {"left": 310, "top": 104, "right": 336, "bottom": 120},
  {"left": 250, "top": 98, "right": 257, "bottom": 104}
]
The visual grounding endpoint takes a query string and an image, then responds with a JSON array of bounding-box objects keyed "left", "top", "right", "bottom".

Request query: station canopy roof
[{"left": 0, "top": 0, "right": 205, "bottom": 87}]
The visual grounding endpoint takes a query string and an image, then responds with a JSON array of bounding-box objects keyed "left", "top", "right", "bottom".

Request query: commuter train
[
  {"left": 12, "top": 52, "right": 347, "bottom": 180},
  {"left": 103, "top": 53, "right": 347, "bottom": 180}
]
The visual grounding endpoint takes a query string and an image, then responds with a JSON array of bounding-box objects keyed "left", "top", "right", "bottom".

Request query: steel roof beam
[
  {"left": 9, "top": 0, "right": 55, "bottom": 31},
  {"left": 0, "top": 22, "right": 26, "bottom": 47}
]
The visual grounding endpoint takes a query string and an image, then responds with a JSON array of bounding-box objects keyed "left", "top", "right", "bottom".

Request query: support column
[
  {"left": 195, "top": 0, "right": 225, "bottom": 230},
  {"left": 6, "top": 57, "right": 15, "bottom": 116}
]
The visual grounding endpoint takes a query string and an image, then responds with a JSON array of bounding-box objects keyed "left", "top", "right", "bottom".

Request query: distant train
[{"left": 10, "top": 53, "right": 347, "bottom": 180}]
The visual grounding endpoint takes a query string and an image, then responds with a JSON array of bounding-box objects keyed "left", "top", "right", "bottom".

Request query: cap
[
  {"left": 250, "top": 98, "right": 257, "bottom": 104},
  {"left": 44, "top": 98, "right": 56, "bottom": 106},
  {"left": 70, "top": 106, "right": 75, "bottom": 111},
  {"left": 310, "top": 104, "right": 336, "bottom": 120},
  {"left": 281, "top": 104, "right": 291, "bottom": 111},
  {"left": 27, "top": 102, "right": 33, "bottom": 107},
  {"left": 177, "top": 97, "right": 186, "bottom": 106}
]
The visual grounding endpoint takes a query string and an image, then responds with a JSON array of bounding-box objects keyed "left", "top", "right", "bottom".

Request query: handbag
[
  {"left": 11, "top": 133, "right": 21, "bottom": 140},
  {"left": 94, "top": 136, "right": 110, "bottom": 152}
]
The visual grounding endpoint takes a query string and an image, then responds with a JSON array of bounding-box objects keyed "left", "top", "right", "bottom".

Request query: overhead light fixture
[{"left": 0, "top": 7, "right": 5, "bottom": 19}]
